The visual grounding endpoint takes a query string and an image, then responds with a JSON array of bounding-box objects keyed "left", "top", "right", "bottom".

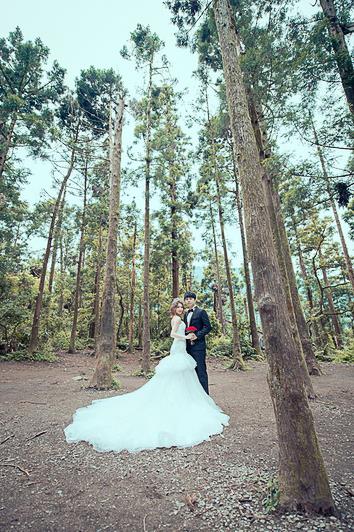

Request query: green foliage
[
  {"left": 208, "top": 332, "right": 257, "bottom": 360},
  {"left": 0, "top": 349, "right": 57, "bottom": 362},
  {"left": 262, "top": 476, "right": 280, "bottom": 514},
  {"left": 111, "top": 378, "right": 121, "bottom": 390},
  {"left": 333, "top": 336, "right": 354, "bottom": 364}
]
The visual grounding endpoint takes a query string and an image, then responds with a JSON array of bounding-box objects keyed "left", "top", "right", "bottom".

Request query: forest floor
[{"left": 0, "top": 351, "right": 353, "bottom": 532}]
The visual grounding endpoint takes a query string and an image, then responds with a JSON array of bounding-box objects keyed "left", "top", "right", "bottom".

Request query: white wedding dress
[{"left": 64, "top": 321, "right": 229, "bottom": 452}]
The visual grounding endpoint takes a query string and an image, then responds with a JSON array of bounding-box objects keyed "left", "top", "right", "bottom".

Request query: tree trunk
[
  {"left": 319, "top": 0, "right": 354, "bottom": 115},
  {"left": 213, "top": 0, "right": 335, "bottom": 514},
  {"left": 214, "top": 168, "right": 245, "bottom": 369},
  {"left": 320, "top": 260, "right": 343, "bottom": 349},
  {"left": 273, "top": 188, "right": 321, "bottom": 376},
  {"left": 90, "top": 220, "right": 103, "bottom": 350},
  {"left": 138, "top": 301, "right": 143, "bottom": 349},
  {"left": 128, "top": 222, "right": 137, "bottom": 353},
  {"left": 248, "top": 91, "right": 319, "bottom": 383},
  {"left": 116, "top": 283, "right": 124, "bottom": 342},
  {"left": 141, "top": 61, "right": 153, "bottom": 375},
  {"left": 209, "top": 203, "right": 227, "bottom": 335},
  {"left": 312, "top": 120, "right": 354, "bottom": 292},
  {"left": 28, "top": 133, "right": 78, "bottom": 354},
  {"left": 48, "top": 186, "right": 67, "bottom": 294},
  {"left": 68, "top": 159, "right": 88, "bottom": 354},
  {"left": 230, "top": 143, "right": 261, "bottom": 357},
  {"left": 292, "top": 220, "right": 325, "bottom": 347},
  {"left": 90, "top": 98, "right": 124, "bottom": 388},
  {"left": 170, "top": 177, "right": 179, "bottom": 298}
]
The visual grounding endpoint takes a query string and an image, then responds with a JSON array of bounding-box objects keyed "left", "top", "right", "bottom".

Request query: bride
[{"left": 64, "top": 298, "right": 229, "bottom": 452}]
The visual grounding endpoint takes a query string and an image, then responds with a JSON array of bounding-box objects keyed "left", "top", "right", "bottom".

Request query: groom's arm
[{"left": 195, "top": 310, "right": 211, "bottom": 341}]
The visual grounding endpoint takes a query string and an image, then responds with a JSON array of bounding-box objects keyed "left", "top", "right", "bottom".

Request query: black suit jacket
[{"left": 184, "top": 306, "right": 211, "bottom": 353}]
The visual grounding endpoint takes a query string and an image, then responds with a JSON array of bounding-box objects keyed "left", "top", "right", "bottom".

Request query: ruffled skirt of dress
[{"left": 64, "top": 341, "right": 229, "bottom": 453}]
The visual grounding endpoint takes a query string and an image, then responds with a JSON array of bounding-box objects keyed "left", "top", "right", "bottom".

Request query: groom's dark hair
[{"left": 184, "top": 291, "right": 197, "bottom": 300}]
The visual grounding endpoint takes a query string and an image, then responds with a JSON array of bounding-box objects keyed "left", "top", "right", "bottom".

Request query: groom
[{"left": 184, "top": 291, "right": 212, "bottom": 395}]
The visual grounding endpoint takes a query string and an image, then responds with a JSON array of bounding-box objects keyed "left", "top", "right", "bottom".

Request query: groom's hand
[{"left": 189, "top": 333, "right": 197, "bottom": 341}]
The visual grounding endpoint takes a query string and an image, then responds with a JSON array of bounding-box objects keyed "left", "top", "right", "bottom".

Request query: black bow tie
[{"left": 188, "top": 309, "right": 194, "bottom": 313}]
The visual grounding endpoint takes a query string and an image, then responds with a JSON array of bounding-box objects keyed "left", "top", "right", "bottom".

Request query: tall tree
[
  {"left": 90, "top": 96, "right": 125, "bottom": 388},
  {"left": 0, "top": 27, "right": 64, "bottom": 182},
  {"left": 122, "top": 25, "right": 166, "bottom": 374},
  {"left": 212, "top": 0, "right": 335, "bottom": 513},
  {"left": 318, "top": 0, "right": 354, "bottom": 115}
]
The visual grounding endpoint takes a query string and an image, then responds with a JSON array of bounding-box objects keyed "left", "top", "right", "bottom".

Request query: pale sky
[{"left": 2, "top": 0, "right": 353, "bottom": 265}]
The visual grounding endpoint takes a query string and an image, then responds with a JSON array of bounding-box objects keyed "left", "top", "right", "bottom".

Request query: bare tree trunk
[
  {"left": 48, "top": 186, "right": 67, "bottom": 294},
  {"left": 320, "top": 259, "right": 343, "bottom": 349},
  {"left": 319, "top": 0, "right": 354, "bottom": 115},
  {"left": 230, "top": 144, "right": 261, "bottom": 357},
  {"left": 90, "top": 220, "right": 103, "bottom": 351},
  {"left": 209, "top": 203, "right": 227, "bottom": 335},
  {"left": 116, "top": 283, "right": 124, "bottom": 342},
  {"left": 271, "top": 185, "right": 321, "bottom": 376},
  {"left": 214, "top": 169, "right": 245, "bottom": 369},
  {"left": 138, "top": 301, "right": 143, "bottom": 349},
  {"left": 213, "top": 0, "right": 335, "bottom": 513},
  {"left": 28, "top": 133, "right": 78, "bottom": 354},
  {"left": 90, "top": 98, "right": 124, "bottom": 388},
  {"left": 68, "top": 159, "right": 88, "bottom": 354},
  {"left": 57, "top": 229, "right": 65, "bottom": 316},
  {"left": 312, "top": 120, "right": 354, "bottom": 292},
  {"left": 128, "top": 222, "right": 137, "bottom": 353},
  {"left": 292, "top": 220, "right": 324, "bottom": 347},
  {"left": 248, "top": 92, "right": 319, "bottom": 382},
  {"left": 170, "top": 179, "right": 180, "bottom": 298},
  {"left": 142, "top": 61, "right": 153, "bottom": 375}
]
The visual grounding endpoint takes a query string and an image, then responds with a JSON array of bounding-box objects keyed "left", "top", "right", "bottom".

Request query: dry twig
[{"left": 0, "top": 463, "right": 30, "bottom": 478}]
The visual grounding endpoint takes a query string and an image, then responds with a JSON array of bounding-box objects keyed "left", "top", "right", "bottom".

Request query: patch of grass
[
  {"left": 112, "top": 363, "right": 122, "bottom": 372},
  {"left": 131, "top": 368, "right": 155, "bottom": 379},
  {"left": 111, "top": 378, "right": 121, "bottom": 390},
  {"left": 262, "top": 476, "right": 279, "bottom": 514}
]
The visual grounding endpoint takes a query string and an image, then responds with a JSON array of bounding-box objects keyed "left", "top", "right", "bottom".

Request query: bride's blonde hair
[{"left": 170, "top": 297, "right": 184, "bottom": 317}]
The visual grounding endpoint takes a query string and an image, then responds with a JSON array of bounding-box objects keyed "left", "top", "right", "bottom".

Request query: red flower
[{"left": 186, "top": 326, "right": 198, "bottom": 345}]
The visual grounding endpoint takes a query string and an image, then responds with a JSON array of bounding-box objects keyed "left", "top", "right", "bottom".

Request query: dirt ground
[{"left": 0, "top": 352, "right": 353, "bottom": 532}]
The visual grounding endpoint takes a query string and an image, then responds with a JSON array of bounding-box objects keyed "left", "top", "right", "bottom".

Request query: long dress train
[{"left": 64, "top": 321, "right": 229, "bottom": 452}]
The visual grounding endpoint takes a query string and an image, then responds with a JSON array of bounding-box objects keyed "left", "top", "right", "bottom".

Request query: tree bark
[
  {"left": 68, "top": 159, "right": 88, "bottom": 354},
  {"left": 213, "top": 0, "right": 335, "bottom": 514},
  {"left": 48, "top": 186, "right": 67, "bottom": 294},
  {"left": 28, "top": 129, "right": 78, "bottom": 353},
  {"left": 209, "top": 203, "right": 227, "bottom": 335},
  {"left": 90, "top": 98, "right": 124, "bottom": 388},
  {"left": 292, "top": 219, "right": 325, "bottom": 347},
  {"left": 170, "top": 178, "right": 180, "bottom": 298},
  {"left": 128, "top": 222, "right": 137, "bottom": 353},
  {"left": 230, "top": 142, "right": 261, "bottom": 357},
  {"left": 214, "top": 165, "right": 245, "bottom": 369},
  {"left": 320, "top": 258, "right": 343, "bottom": 349},
  {"left": 319, "top": 0, "right": 354, "bottom": 115},
  {"left": 90, "top": 220, "right": 103, "bottom": 350},
  {"left": 248, "top": 92, "right": 319, "bottom": 382},
  {"left": 141, "top": 61, "right": 153, "bottom": 375}
]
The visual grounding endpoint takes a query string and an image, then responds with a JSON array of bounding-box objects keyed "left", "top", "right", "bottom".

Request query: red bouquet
[{"left": 186, "top": 326, "right": 198, "bottom": 345}]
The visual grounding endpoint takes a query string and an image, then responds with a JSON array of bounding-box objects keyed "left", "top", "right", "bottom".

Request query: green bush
[
  {"left": 333, "top": 337, "right": 354, "bottom": 364},
  {"left": 208, "top": 333, "right": 257, "bottom": 360},
  {"left": 0, "top": 349, "right": 57, "bottom": 362},
  {"left": 151, "top": 337, "right": 172, "bottom": 357}
]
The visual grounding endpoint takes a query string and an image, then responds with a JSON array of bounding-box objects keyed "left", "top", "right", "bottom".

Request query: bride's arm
[{"left": 170, "top": 317, "right": 187, "bottom": 340}]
